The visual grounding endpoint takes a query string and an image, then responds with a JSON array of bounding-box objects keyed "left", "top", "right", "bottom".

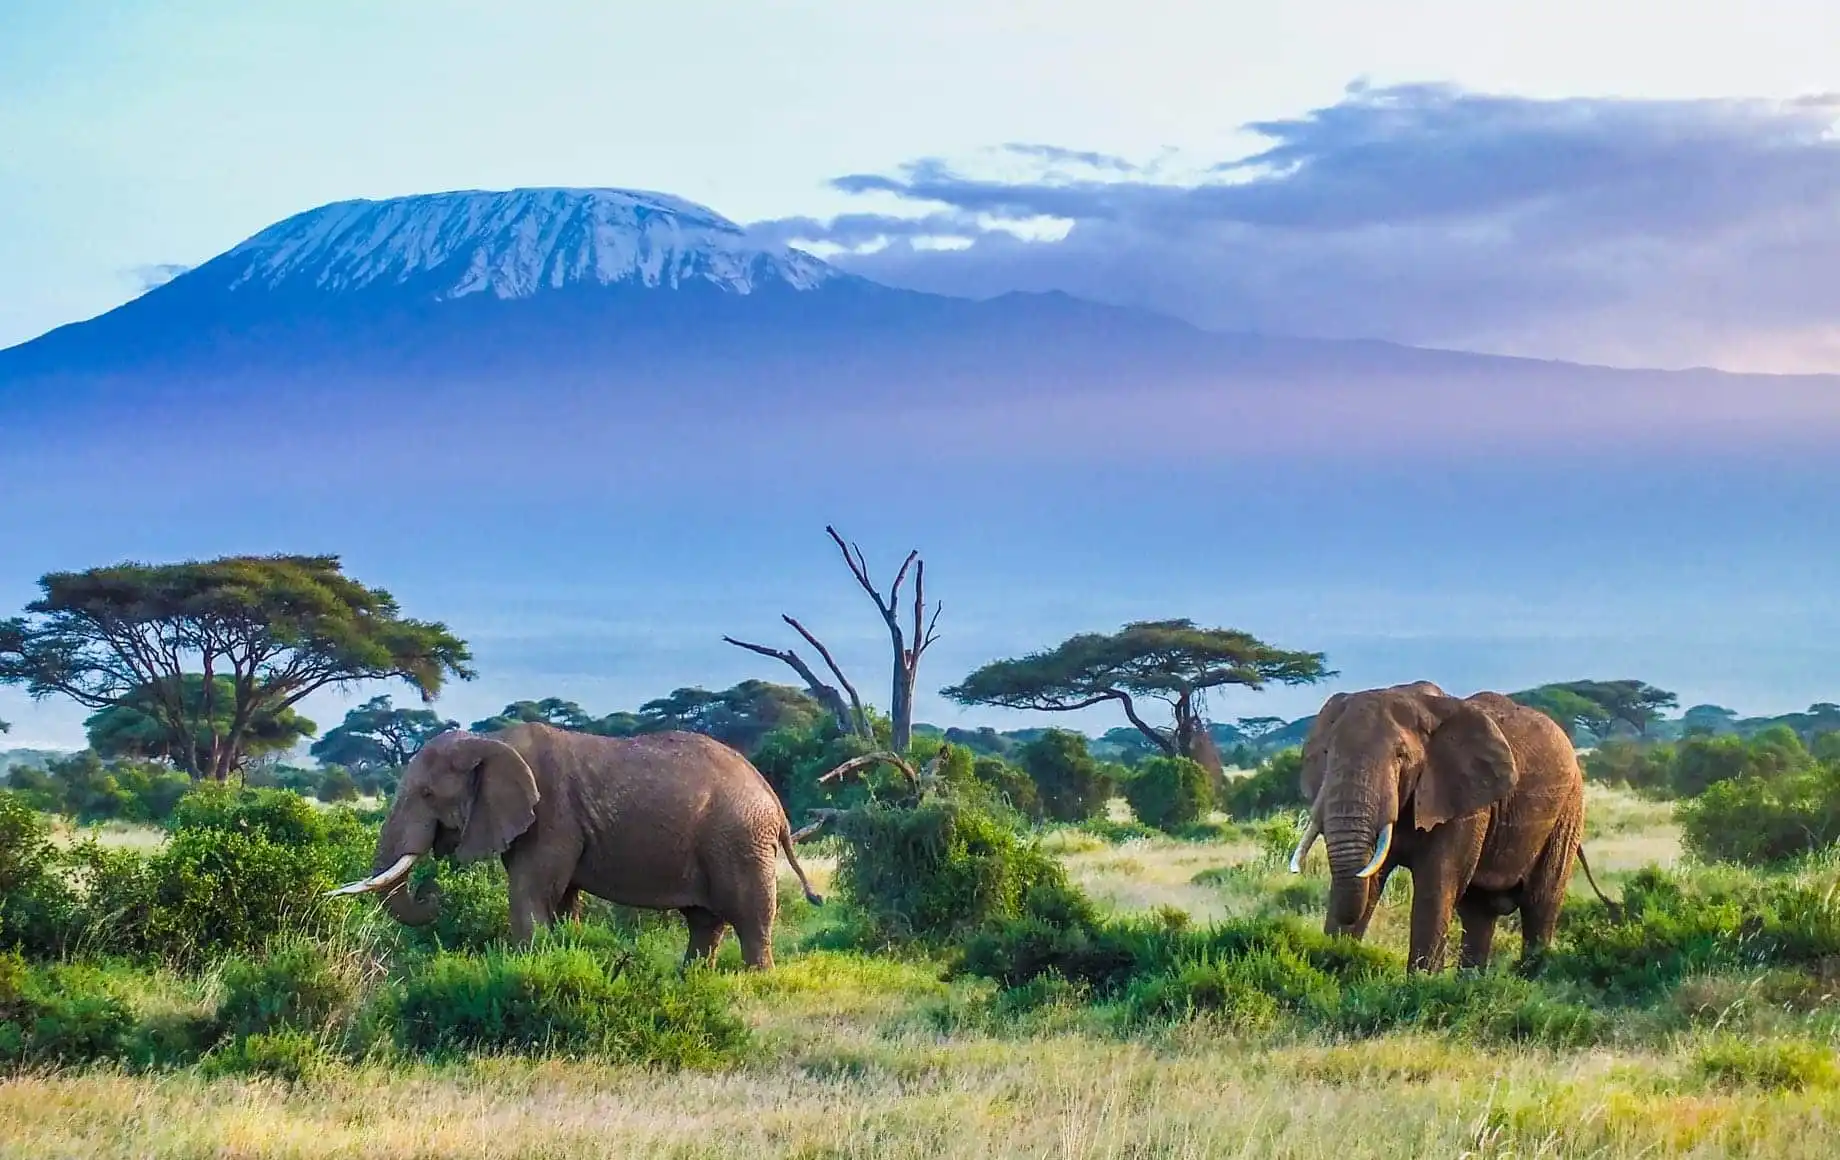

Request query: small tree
[
  {"left": 725, "top": 526, "right": 941, "bottom": 753},
  {"left": 0, "top": 555, "right": 473, "bottom": 781},
  {"left": 1122, "top": 755, "right": 1213, "bottom": 831},
  {"left": 943, "top": 619, "right": 1329, "bottom": 779},
  {"left": 85, "top": 674, "right": 315, "bottom": 775},
  {"left": 311, "top": 695, "right": 457, "bottom": 773},
  {"left": 1017, "top": 729, "right": 1113, "bottom": 822},
  {"left": 638, "top": 680, "right": 825, "bottom": 753}
]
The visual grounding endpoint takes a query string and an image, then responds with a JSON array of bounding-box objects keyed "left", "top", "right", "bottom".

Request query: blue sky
[
  {"left": 6, "top": 2, "right": 1840, "bottom": 749},
  {"left": 7, "top": 1, "right": 1840, "bottom": 364}
]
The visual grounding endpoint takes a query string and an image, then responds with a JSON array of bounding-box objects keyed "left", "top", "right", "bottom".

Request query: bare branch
[
  {"left": 827, "top": 525, "right": 895, "bottom": 620},
  {"left": 817, "top": 750, "right": 920, "bottom": 788},
  {"left": 782, "top": 616, "right": 868, "bottom": 735},
  {"left": 721, "top": 635, "right": 856, "bottom": 733},
  {"left": 791, "top": 808, "right": 846, "bottom": 842}
]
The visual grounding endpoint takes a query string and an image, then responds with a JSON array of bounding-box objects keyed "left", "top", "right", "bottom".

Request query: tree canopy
[
  {"left": 310, "top": 695, "right": 458, "bottom": 773},
  {"left": 468, "top": 681, "right": 825, "bottom": 754},
  {"left": 942, "top": 619, "right": 1330, "bottom": 773},
  {"left": 0, "top": 554, "right": 473, "bottom": 781},
  {"left": 1510, "top": 680, "right": 1679, "bottom": 741},
  {"left": 85, "top": 674, "right": 316, "bottom": 774}
]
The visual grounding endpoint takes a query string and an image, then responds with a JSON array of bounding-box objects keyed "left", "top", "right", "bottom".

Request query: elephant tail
[
  {"left": 1576, "top": 843, "right": 1622, "bottom": 920},
  {"left": 778, "top": 818, "right": 825, "bottom": 906}
]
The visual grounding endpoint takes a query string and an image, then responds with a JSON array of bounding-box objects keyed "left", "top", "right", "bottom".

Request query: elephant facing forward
[
  {"left": 1289, "top": 682, "right": 1603, "bottom": 973},
  {"left": 327, "top": 723, "right": 823, "bottom": 968}
]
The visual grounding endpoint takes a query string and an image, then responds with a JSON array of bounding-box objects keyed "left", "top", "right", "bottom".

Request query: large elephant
[
  {"left": 1287, "top": 681, "right": 1600, "bottom": 973},
  {"left": 326, "top": 723, "right": 823, "bottom": 968}
]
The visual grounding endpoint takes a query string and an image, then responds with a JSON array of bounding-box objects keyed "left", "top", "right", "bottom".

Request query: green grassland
[{"left": 4, "top": 783, "right": 1839, "bottom": 1159}]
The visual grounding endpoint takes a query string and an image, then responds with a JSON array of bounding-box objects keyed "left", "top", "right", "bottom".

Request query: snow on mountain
[{"left": 205, "top": 187, "right": 841, "bottom": 300}]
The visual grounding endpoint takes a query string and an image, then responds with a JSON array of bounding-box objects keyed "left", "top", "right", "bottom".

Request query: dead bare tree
[{"left": 721, "top": 525, "right": 941, "bottom": 754}]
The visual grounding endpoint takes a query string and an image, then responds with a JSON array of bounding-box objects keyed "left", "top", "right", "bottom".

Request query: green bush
[
  {"left": 201, "top": 1028, "right": 330, "bottom": 1083},
  {"left": 1549, "top": 868, "right": 1840, "bottom": 998},
  {"left": 1017, "top": 731, "right": 1114, "bottom": 823},
  {"left": 1332, "top": 971, "right": 1605, "bottom": 1047},
  {"left": 4, "top": 752, "right": 191, "bottom": 824},
  {"left": 1584, "top": 738, "right": 1677, "bottom": 795},
  {"left": 0, "top": 953, "right": 135, "bottom": 1069},
  {"left": 0, "top": 794, "right": 76, "bottom": 954},
  {"left": 1694, "top": 1035, "right": 1840, "bottom": 1091},
  {"left": 1219, "top": 748, "right": 1306, "bottom": 819},
  {"left": 216, "top": 941, "right": 358, "bottom": 1040},
  {"left": 385, "top": 942, "right": 747, "bottom": 1068},
  {"left": 831, "top": 799, "right": 1071, "bottom": 945},
  {"left": 1676, "top": 764, "right": 1840, "bottom": 866},
  {"left": 971, "top": 754, "right": 1042, "bottom": 821},
  {"left": 1122, "top": 755, "right": 1214, "bottom": 831},
  {"left": 386, "top": 859, "right": 512, "bottom": 954},
  {"left": 136, "top": 829, "right": 333, "bottom": 965}
]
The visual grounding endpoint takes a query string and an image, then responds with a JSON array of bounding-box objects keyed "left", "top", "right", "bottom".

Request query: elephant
[
  {"left": 1287, "top": 681, "right": 1611, "bottom": 973},
  {"left": 325, "top": 722, "right": 824, "bottom": 969}
]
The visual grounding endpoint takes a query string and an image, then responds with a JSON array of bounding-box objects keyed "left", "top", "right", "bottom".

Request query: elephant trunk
[
  {"left": 369, "top": 805, "right": 442, "bottom": 927},
  {"left": 1322, "top": 775, "right": 1391, "bottom": 932}
]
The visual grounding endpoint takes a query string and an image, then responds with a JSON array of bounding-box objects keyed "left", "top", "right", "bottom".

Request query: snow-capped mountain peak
[{"left": 206, "top": 187, "right": 839, "bottom": 299}]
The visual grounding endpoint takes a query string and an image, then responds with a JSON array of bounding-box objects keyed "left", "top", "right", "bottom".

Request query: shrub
[
  {"left": 1676, "top": 764, "right": 1840, "bottom": 866},
  {"left": 1332, "top": 971, "right": 1605, "bottom": 1048},
  {"left": 137, "top": 828, "right": 334, "bottom": 965},
  {"left": 0, "top": 953, "right": 135, "bottom": 1069},
  {"left": 386, "top": 859, "right": 512, "bottom": 954},
  {"left": 1584, "top": 738, "right": 1677, "bottom": 795},
  {"left": 315, "top": 766, "right": 360, "bottom": 803},
  {"left": 1122, "top": 756, "right": 1214, "bottom": 831},
  {"left": 1549, "top": 868, "right": 1840, "bottom": 998},
  {"left": 1017, "top": 731, "right": 1114, "bottom": 823},
  {"left": 831, "top": 799, "right": 1070, "bottom": 945},
  {"left": 201, "top": 1029, "right": 330, "bottom": 1083},
  {"left": 6, "top": 752, "right": 191, "bottom": 824},
  {"left": 0, "top": 794, "right": 75, "bottom": 954},
  {"left": 385, "top": 943, "right": 747, "bottom": 1068},
  {"left": 1694, "top": 1035, "right": 1840, "bottom": 1091},
  {"left": 1220, "top": 748, "right": 1305, "bottom": 819},
  {"left": 216, "top": 940, "right": 359, "bottom": 1040},
  {"left": 971, "top": 754, "right": 1042, "bottom": 821}
]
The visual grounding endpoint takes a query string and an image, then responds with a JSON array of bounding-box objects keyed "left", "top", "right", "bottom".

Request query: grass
[{"left": 7, "top": 791, "right": 1840, "bottom": 1158}]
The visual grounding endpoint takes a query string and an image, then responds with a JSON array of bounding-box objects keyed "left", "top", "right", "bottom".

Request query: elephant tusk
[
  {"left": 1356, "top": 823, "right": 1393, "bottom": 879},
  {"left": 322, "top": 853, "right": 419, "bottom": 897},
  {"left": 1288, "top": 815, "right": 1322, "bottom": 874}
]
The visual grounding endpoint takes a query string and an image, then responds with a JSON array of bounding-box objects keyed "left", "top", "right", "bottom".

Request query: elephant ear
[
  {"left": 1299, "top": 692, "right": 1351, "bottom": 804},
  {"left": 453, "top": 736, "right": 540, "bottom": 863},
  {"left": 1417, "top": 697, "right": 1517, "bottom": 831}
]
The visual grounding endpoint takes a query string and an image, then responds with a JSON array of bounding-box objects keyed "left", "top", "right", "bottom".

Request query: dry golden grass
[
  {"left": 44, "top": 816, "right": 169, "bottom": 853},
  {"left": 13, "top": 783, "right": 1836, "bottom": 1159}
]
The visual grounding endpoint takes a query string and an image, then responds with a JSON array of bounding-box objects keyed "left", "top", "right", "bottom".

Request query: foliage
[
  {"left": 971, "top": 753, "right": 1042, "bottom": 820},
  {"left": 1511, "top": 679, "right": 1678, "bottom": 741},
  {"left": 0, "top": 793, "right": 74, "bottom": 952},
  {"left": 5, "top": 750, "right": 192, "bottom": 823},
  {"left": 310, "top": 695, "right": 456, "bottom": 773},
  {"left": 1677, "top": 762, "right": 1840, "bottom": 866},
  {"left": 0, "top": 554, "right": 473, "bottom": 781},
  {"left": 1121, "top": 755, "right": 1214, "bottom": 831},
  {"left": 1547, "top": 867, "right": 1840, "bottom": 998},
  {"left": 636, "top": 680, "right": 826, "bottom": 753},
  {"left": 85, "top": 674, "right": 315, "bottom": 775},
  {"left": 1016, "top": 729, "right": 1114, "bottom": 823},
  {"left": 943, "top": 619, "right": 1330, "bottom": 767},
  {"left": 1219, "top": 747, "right": 1306, "bottom": 819},
  {"left": 0, "top": 953, "right": 137, "bottom": 1069},
  {"left": 385, "top": 940, "right": 748, "bottom": 1068},
  {"left": 215, "top": 940, "right": 359, "bottom": 1041},
  {"left": 831, "top": 798, "right": 1071, "bottom": 945}
]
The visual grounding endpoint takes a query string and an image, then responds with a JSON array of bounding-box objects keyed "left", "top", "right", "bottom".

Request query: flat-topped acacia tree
[
  {"left": 942, "top": 619, "right": 1331, "bottom": 778},
  {"left": 0, "top": 554, "right": 473, "bottom": 781}
]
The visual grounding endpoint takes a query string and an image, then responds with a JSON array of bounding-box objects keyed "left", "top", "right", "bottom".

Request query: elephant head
[
  {"left": 325, "top": 729, "right": 539, "bottom": 926},
  {"left": 1289, "top": 682, "right": 1518, "bottom": 932}
]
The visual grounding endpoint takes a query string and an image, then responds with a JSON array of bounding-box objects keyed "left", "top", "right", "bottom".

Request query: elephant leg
[
  {"left": 1515, "top": 811, "right": 1583, "bottom": 974},
  {"left": 507, "top": 869, "right": 563, "bottom": 946},
  {"left": 557, "top": 886, "right": 582, "bottom": 923},
  {"left": 1456, "top": 896, "right": 1498, "bottom": 970},
  {"left": 681, "top": 906, "right": 727, "bottom": 969},
  {"left": 723, "top": 870, "right": 778, "bottom": 971},
  {"left": 1407, "top": 822, "right": 1486, "bottom": 973}
]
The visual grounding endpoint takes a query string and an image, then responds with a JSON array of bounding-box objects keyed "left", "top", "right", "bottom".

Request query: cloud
[
  {"left": 125, "top": 263, "right": 191, "bottom": 293},
  {"left": 758, "top": 83, "right": 1840, "bottom": 372}
]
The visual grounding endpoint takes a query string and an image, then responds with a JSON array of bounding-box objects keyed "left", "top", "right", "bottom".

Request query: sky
[
  {"left": 6, "top": 1, "right": 1840, "bottom": 750},
  {"left": 6, "top": 2, "right": 1840, "bottom": 366}
]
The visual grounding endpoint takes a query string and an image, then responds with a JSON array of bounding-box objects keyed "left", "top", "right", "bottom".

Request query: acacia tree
[
  {"left": 86, "top": 674, "right": 316, "bottom": 774},
  {"left": 725, "top": 525, "right": 941, "bottom": 753},
  {"left": 310, "top": 695, "right": 458, "bottom": 773},
  {"left": 0, "top": 554, "right": 473, "bottom": 781},
  {"left": 1512, "top": 680, "right": 1678, "bottom": 741},
  {"left": 942, "top": 619, "right": 1330, "bottom": 777}
]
